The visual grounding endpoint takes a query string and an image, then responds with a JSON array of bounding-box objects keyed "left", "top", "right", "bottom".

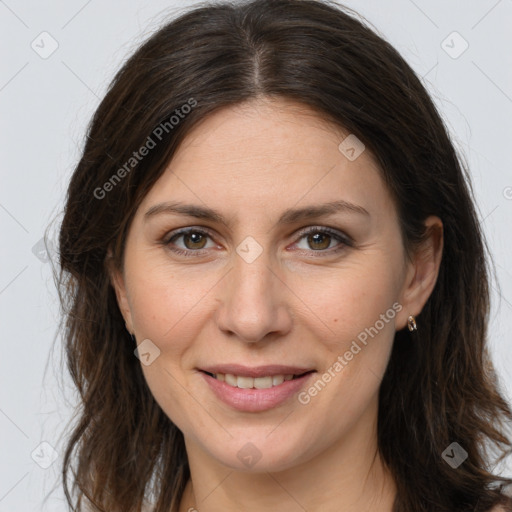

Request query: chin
[{"left": 198, "top": 427, "right": 317, "bottom": 473}]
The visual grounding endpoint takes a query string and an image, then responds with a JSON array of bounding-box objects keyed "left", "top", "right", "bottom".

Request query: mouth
[
  {"left": 201, "top": 370, "right": 315, "bottom": 389},
  {"left": 198, "top": 367, "right": 317, "bottom": 412}
]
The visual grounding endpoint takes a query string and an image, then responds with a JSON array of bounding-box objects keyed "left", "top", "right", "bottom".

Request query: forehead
[
  {"left": 173, "top": 98, "right": 373, "bottom": 170},
  {"left": 138, "top": 98, "right": 394, "bottom": 225}
]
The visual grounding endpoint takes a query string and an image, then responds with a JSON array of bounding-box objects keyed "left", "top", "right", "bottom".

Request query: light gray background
[{"left": 1, "top": 0, "right": 511, "bottom": 509}]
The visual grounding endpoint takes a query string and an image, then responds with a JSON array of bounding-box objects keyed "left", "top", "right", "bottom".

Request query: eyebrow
[{"left": 144, "top": 199, "right": 370, "bottom": 227}]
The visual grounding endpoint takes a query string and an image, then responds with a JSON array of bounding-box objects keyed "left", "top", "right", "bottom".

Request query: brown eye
[
  {"left": 293, "top": 226, "right": 351, "bottom": 256},
  {"left": 182, "top": 231, "right": 208, "bottom": 250},
  {"left": 306, "top": 232, "right": 332, "bottom": 251},
  {"left": 165, "top": 228, "right": 215, "bottom": 256}
]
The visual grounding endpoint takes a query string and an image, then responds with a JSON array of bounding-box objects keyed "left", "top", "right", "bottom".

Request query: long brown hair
[{"left": 57, "top": 1, "right": 512, "bottom": 510}]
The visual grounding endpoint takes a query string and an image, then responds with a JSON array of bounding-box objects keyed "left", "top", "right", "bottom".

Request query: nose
[{"left": 214, "top": 247, "right": 293, "bottom": 344}]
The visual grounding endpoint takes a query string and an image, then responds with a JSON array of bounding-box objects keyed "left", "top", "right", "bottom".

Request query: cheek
[
  {"left": 294, "top": 268, "right": 399, "bottom": 439},
  {"left": 125, "top": 265, "right": 214, "bottom": 430},
  {"left": 293, "top": 261, "right": 400, "bottom": 411},
  {"left": 127, "top": 260, "right": 216, "bottom": 343},
  {"left": 295, "top": 262, "right": 400, "bottom": 347}
]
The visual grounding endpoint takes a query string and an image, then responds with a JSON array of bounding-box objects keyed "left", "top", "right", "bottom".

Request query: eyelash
[{"left": 162, "top": 226, "right": 352, "bottom": 258}]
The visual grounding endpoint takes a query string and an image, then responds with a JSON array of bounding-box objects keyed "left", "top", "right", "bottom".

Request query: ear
[
  {"left": 107, "top": 252, "right": 134, "bottom": 334},
  {"left": 396, "top": 216, "right": 443, "bottom": 331}
]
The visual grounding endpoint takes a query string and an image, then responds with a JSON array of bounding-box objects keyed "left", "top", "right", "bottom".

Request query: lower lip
[{"left": 200, "top": 371, "right": 315, "bottom": 412}]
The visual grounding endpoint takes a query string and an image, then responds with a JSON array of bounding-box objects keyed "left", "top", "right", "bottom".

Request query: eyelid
[
  {"left": 163, "top": 226, "right": 216, "bottom": 244},
  {"left": 294, "top": 225, "right": 352, "bottom": 244}
]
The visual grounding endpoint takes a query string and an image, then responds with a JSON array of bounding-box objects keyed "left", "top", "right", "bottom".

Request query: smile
[
  {"left": 205, "top": 372, "right": 309, "bottom": 389},
  {"left": 198, "top": 366, "right": 316, "bottom": 412}
]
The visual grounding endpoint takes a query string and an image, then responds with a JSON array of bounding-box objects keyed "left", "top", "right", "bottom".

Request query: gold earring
[{"left": 407, "top": 315, "right": 417, "bottom": 332}]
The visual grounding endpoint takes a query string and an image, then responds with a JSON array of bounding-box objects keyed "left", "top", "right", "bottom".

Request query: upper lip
[{"left": 198, "top": 364, "right": 316, "bottom": 378}]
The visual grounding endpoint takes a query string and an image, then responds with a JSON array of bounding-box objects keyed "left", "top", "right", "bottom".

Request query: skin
[{"left": 111, "top": 98, "right": 443, "bottom": 512}]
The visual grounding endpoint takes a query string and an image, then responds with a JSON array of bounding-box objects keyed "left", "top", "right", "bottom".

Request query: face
[{"left": 112, "top": 98, "right": 436, "bottom": 473}]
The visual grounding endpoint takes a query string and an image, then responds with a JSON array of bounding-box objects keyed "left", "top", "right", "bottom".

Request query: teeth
[
  {"left": 237, "top": 376, "right": 254, "bottom": 389},
  {"left": 272, "top": 375, "right": 284, "bottom": 386},
  {"left": 225, "top": 373, "right": 237, "bottom": 386},
  {"left": 214, "top": 373, "right": 297, "bottom": 389}
]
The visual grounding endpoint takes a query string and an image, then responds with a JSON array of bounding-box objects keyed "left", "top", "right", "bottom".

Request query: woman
[{"left": 57, "top": 0, "right": 512, "bottom": 510}]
